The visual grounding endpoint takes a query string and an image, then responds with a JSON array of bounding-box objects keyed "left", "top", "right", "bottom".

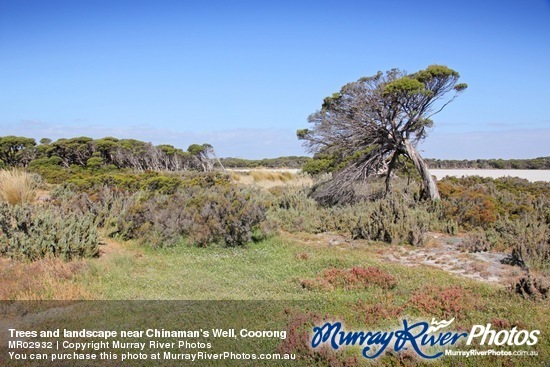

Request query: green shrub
[
  {"left": 493, "top": 208, "right": 550, "bottom": 273},
  {"left": 63, "top": 171, "right": 231, "bottom": 194},
  {"left": 86, "top": 157, "right": 104, "bottom": 170},
  {"left": 269, "top": 187, "right": 436, "bottom": 246},
  {"left": 350, "top": 195, "right": 433, "bottom": 246},
  {"left": 0, "top": 202, "right": 100, "bottom": 260},
  {"left": 91, "top": 185, "right": 267, "bottom": 248}
]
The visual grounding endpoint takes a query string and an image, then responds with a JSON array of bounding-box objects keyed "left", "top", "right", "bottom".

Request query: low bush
[
  {"left": 270, "top": 187, "right": 436, "bottom": 246},
  {"left": 490, "top": 202, "right": 549, "bottom": 273},
  {"left": 0, "top": 202, "right": 100, "bottom": 260},
  {"left": 438, "top": 180, "right": 497, "bottom": 229},
  {"left": 459, "top": 229, "right": 491, "bottom": 252},
  {"left": 513, "top": 272, "right": 549, "bottom": 301},
  {"left": 98, "top": 185, "right": 267, "bottom": 248},
  {"left": 350, "top": 195, "right": 434, "bottom": 246}
]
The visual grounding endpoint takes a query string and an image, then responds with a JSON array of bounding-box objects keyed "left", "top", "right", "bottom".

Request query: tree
[
  {"left": 0, "top": 136, "right": 37, "bottom": 167},
  {"left": 187, "top": 143, "right": 224, "bottom": 172},
  {"left": 298, "top": 65, "right": 467, "bottom": 204}
]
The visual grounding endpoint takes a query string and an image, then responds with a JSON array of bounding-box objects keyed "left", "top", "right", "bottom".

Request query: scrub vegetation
[
  {"left": 0, "top": 159, "right": 548, "bottom": 365},
  {"left": 0, "top": 66, "right": 548, "bottom": 365}
]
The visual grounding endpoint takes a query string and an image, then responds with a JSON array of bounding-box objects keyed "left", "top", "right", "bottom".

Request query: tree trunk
[{"left": 403, "top": 139, "right": 440, "bottom": 200}]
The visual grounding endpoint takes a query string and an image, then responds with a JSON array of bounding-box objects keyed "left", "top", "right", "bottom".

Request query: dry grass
[
  {"left": 0, "top": 169, "right": 37, "bottom": 205},
  {"left": 250, "top": 170, "right": 293, "bottom": 182},
  {"left": 230, "top": 170, "right": 312, "bottom": 189},
  {"left": 0, "top": 257, "right": 91, "bottom": 300}
]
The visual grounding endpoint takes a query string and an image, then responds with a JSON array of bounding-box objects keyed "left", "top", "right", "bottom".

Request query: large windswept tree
[{"left": 298, "top": 65, "right": 467, "bottom": 204}]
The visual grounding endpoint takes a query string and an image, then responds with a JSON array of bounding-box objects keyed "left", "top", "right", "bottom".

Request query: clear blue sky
[{"left": 1, "top": 0, "right": 549, "bottom": 159}]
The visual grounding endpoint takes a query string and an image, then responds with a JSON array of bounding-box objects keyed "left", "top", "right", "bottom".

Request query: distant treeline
[
  {"left": 1, "top": 135, "right": 547, "bottom": 172},
  {"left": 0, "top": 136, "right": 220, "bottom": 172},
  {"left": 426, "top": 157, "right": 550, "bottom": 170},
  {"left": 220, "top": 156, "right": 311, "bottom": 169},
  {"left": 222, "top": 156, "right": 550, "bottom": 170}
]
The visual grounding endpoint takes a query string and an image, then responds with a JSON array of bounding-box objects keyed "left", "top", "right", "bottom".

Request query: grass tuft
[{"left": 0, "top": 169, "right": 37, "bottom": 205}]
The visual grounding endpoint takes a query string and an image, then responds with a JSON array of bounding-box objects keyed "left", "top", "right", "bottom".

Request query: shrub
[
  {"left": 86, "top": 157, "right": 104, "bottom": 170},
  {"left": 49, "top": 174, "right": 266, "bottom": 249},
  {"left": 438, "top": 180, "right": 497, "bottom": 229},
  {"left": 301, "top": 158, "right": 333, "bottom": 175},
  {"left": 270, "top": 186, "right": 436, "bottom": 246},
  {"left": 0, "top": 202, "right": 100, "bottom": 260},
  {"left": 187, "top": 186, "right": 267, "bottom": 247},
  {"left": 491, "top": 201, "right": 549, "bottom": 273},
  {"left": 513, "top": 272, "right": 549, "bottom": 301},
  {"left": 269, "top": 188, "right": 332, "bottom": 233},
  {"left": 104, "top": 185, "right": 267, "bottom": 248},
  {"left": 351, "top": 195, "right": 433, "bottom": 246},
  {"left": 459, "top": 229, "right": 491, "bottom": 252},
  {"left": 0, "top": 169, "right": 38, "bottom": 205}
]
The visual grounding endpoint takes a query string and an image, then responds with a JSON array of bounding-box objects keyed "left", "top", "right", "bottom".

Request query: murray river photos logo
[{"left": 310, "top": 318, "right": 540, "bottom": 359}]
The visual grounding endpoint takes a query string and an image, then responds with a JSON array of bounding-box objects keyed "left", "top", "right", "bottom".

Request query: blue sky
[{"left": 1, "top": 0, "right": 549, "bottom": 159}]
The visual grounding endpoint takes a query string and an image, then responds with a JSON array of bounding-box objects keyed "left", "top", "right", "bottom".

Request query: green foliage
[
  {"left": 86, "top": 157, "right": 104, "bottom": 170},
  {"left": 0, "top": 136, "right": 37, "bottom": 167},
  {"left": 0, "top": 202, "right": 100, "bottom": 260},
  {"left": 269, "top": 182, "right": 436, "bottom": 246},
  {"left": 382, "top": 76, "right": 427, "bottom": 96},
  {"left": 492, "top": 206, "right": 550, "bottom": 273},
  {"left": 55, "top": 177, "right": 267, "bottom": 248},
  {"left": 53, "top": 170, "right": 230, "bottom": 194},
  {"left": 301, "top": 159, "right": 332, "bottom": 175},
  {"left": 2, "top": 135, "right": 221, "bottom": 173},
  {"left": 220, "top": 156, "right": 311, "bottom": 169},
  {"left": 114, "top": 185, "right": 266, "bottom": 248}
]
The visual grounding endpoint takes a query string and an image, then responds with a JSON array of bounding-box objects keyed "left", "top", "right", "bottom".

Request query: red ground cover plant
[
  {"left": 301, "top": 266, "right": 397, "bottom": 291},
  {"left": 408, "top": 285, "right": 479, "bottom": 320},
  {"left": 352, "top": 301, "right": 404, "bottom": 326}
]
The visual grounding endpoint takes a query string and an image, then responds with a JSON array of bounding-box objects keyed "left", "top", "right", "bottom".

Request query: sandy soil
[{"left": 380, "top": 233, "right": 521, "bottom": 284}]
